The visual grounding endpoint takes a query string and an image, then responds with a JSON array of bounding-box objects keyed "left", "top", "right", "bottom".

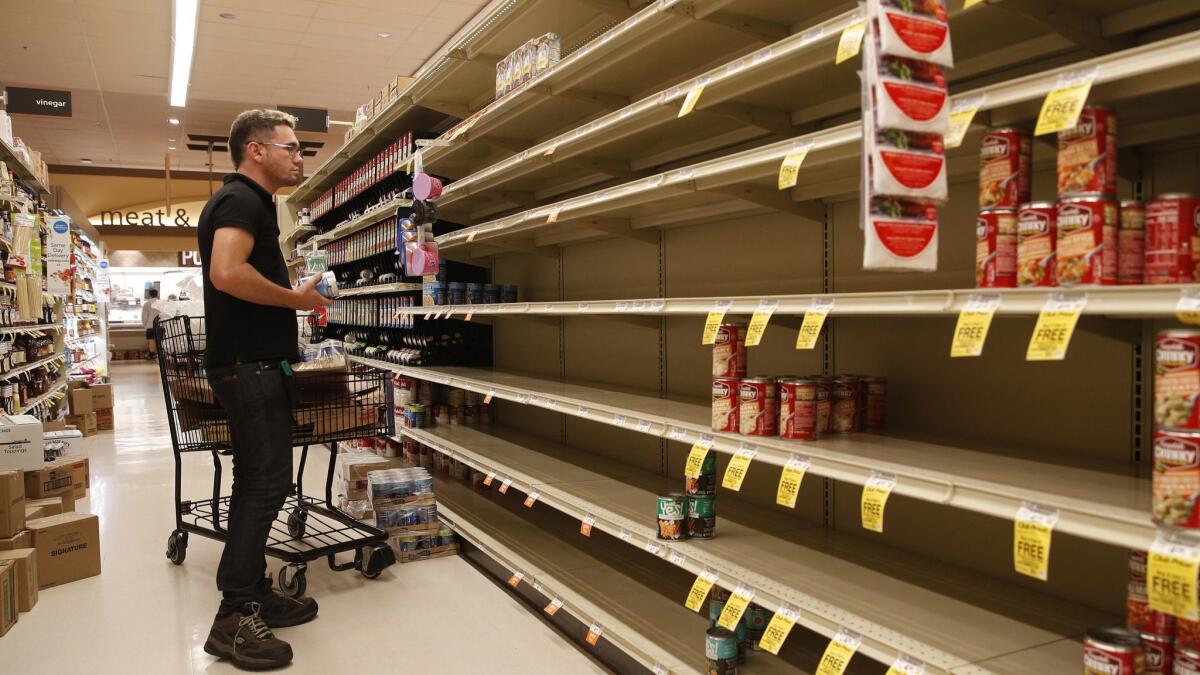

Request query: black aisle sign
[
  {"left": 278, "top": 105, "right": 328, "bottom": 133},
  {"left": 5, "top": 87, "right": 72, "bottom": 117}
]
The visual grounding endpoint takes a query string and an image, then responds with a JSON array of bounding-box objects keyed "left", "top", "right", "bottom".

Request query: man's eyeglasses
[{"left": 248, "top": 140, "right": 301, "bottom": 156}]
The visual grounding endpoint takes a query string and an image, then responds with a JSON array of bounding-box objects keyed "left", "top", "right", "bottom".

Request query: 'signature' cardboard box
[
  {"left": 0, "top": 472, "right": 23, "bottom": 538},
  {"left": 0, "top": 560, "right": 16, "bottom": 636},
  {"left": 28, "top": 512, "right": 100, "bottom": 588},
  {"left": 0, "top": 415, "right": 44, "bottom": 472},
  {"left": 0, "top": 530, "right": 30, "bottom": 551},
  {"left": 0, "top": 548, "right": 37, "bottom": 612}
]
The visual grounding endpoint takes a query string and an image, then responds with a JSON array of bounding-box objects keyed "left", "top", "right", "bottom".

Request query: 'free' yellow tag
[
  {"left": 778, "top": 142, "right": 814, "bottom": 190},
  {"left": 722, "top": 444, "right": 757, "bottom": 491},
  {"left": 716, "top": 584, "right": 755, "bottom": 630},
  {"left": 684, "top": 436, "right": 715, "bottom": 478},
  {"left": 678, "top": 82, "right": 706, "bottom": 117},
  {"left": 1177, "top": 289, "right": 1200, "bottom": 325},
  {"left": 887, "top": 654, "right": 927, "bottom": 675},
  {"left": 1013, "top": 503, "right": 1058, "bottom": 581},
  {"left": 776, "top": 455, "right": 811, "bottom": 508},
  {"left": 702, "top": 300, "right": 733, "bottom": 345},
  {"left": 757, "top": 604, "right": 801, "bottom": 655},
  {"left": 950, "top": 293, "right": 1001, "bottom": 358},
  {"left": 1148, "top": 533, "right": 1200, "bottom": 620},
  {"left": 835, "top": 19, "right": 866, "bottom": 64},
  {"left": 1034, "top": 67, "right": 1099, "bottom": 136},
  {"left": 1026, "top": 293, "right": 1087, "bottom": 361},
  {"left": 944, "top": 94, "right": 987, "bottom": 150},
  {"left": 684, "top": 569, "right": 719, "bottom": 612},
  {"left": 796, "top": 298, "right": 834, "bottom": 350},
  {"left": 861, "top": 472, "right": 897, "bottom": 533},
  {"left": 745, "top": 299, "right": 778, "bottom": 347},
  {"left": 816, "top": 628, "right": 862, "bottom": 675}
]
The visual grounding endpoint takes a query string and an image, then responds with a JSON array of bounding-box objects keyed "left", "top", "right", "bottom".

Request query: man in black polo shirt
[{"left": 196, "top": 109, "right": 331, "bottom": 670}]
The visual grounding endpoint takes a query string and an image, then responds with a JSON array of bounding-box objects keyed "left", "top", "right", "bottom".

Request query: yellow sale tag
[
  {"left": 861, "top": 472, "right": 896, "bottom": 533},
  {"left": 1149, "top": 533, "right": 1200, "bottom": 620},
  {"left": 816, "top": 628, "right": 862, "bottom": 675},
  {"left": 545, "top": 597, "right": 563, "bottom": 615},
  {"left": 1177, "top": 289, "right": 1200, "bottom": 325},
  {"left": 678, "top": 84, "right": 705, "bottom": 117},
  {"left": 1026, "top": 293, "right": 1087, "bottom": 361},
  {"left": 776, "top": 455, "right": 811, "bottom": 509},
  {"left": 684, "top": 569, "right": 719, "bottom": 612},
  {"left": 745, "top": 299, "right": 778, "bottom": 347},
  {"left": 777, "top": 144, "right": 812, "bottom": 190},
  {"left": 1034, "top": 67, "right": 1099, "bottom": 136},
  {"left": 507, "top": 571, "right": 524, "bottom": 587},
  {"left": 580, "top": 514, "right": 596, "bottom": 537},
  {"left": 684, "top": 436, "right": 715, "bottom": 479},
  {"left": 702, "top": 300, "right": 733, "bottom": 345},
  {"left": 758, "top": 604, "right": 801, "bottom": 655},
  {"left": 963, "top": 0, "right": 985, "bottom": 8},
  {"left": 483, "top": 472, "right": 495, "bottom": 487},
  {"left": 523, "top": 490, "right": 540, "bottom": 508},
  {"left": 1013, "top": 503, "right": 1058, "bottom": 581},
  {"left": 887, "top": 654, "right": 927, "bottom": 675},
  {"left": 796, "top": 298, "right": 834, "bottom": 349},
  {"left": 944, "top": 94, "right": 986, "bottom": 149},
  {"left": 716, "top": 584, "right": 755, "bottom": 630},
  {"left": 498, "top": 478, "right": 512, "bottom": 494},
  {"left": 722, "top": 444, "right": 757, "bottom": 492},
  {"left": 950, "top": 294, "right": 1000, "bottom": 358},
  {"left": 835, "top": 19, "right": 866, "bottom": 64},
  {"left": 585, "top": 623, "right": 603, "bottom": 646}
]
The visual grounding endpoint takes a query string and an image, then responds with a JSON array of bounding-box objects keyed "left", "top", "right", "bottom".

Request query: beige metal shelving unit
[
  {"left": 291, "top": 0, "right": 1200, "bottom": 671},
  {"left": 0, "top": 139, "right": 50, "bottom": 196}
]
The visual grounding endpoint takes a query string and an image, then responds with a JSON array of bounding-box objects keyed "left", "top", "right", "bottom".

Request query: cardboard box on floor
[
  {"left": 0, "top": 472, "right": 23, "bottom": 538},
  {"left": 66, "top": 413, "right": 96, "bottom": 437},
  {"left": 28, "top": 512, "right": 100, "bottom": 589},
  {"left": 0, "top": 415, "right": 44, "bottom": 472},
  {"left": 0, "top": 548, "right": 37, "bottom": 612},
  {"left": 0, "top": 531, "right": 30, "bottom": 551},
  {"left": 41, "top": 418, "right": 66, "bottom": 433},
  {"left": 68, "top": 389, "right": 93, "bottom": 416},
  {"left": 89, "top": 384, "right": 113, "bottom": 409},
  {"left": 26, "top": 492, "right": 69, "bottom": 518},
  {"left": 52, "top": 456, "right": 88, "bottom": 500},
  {"left": 94, "top": 408, "right": 113, "bottom": 431},
  {"left": 0, "top": 559, "right": 15, "bottom": 636},
  {"left": 23, "top": 463, "right": 72, "bottom": 499}
]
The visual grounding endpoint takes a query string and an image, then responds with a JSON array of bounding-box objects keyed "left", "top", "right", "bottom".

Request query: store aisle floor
[{"left": 7, "top": 362, "right": 607, "bottom": 675}]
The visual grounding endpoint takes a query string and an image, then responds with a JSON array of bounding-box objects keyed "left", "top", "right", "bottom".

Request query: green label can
[
  {"left": 705, "top": 627, "right": 739, "bottom": 665},
  {"left": 656, "top": 493, "right": 687, "bottom": 540},
  {"left": 686, "top": 451, "right": 717, "bottom": 496},
  {"left": 688, "top": 494, "right": 717, "bottom": 539}
]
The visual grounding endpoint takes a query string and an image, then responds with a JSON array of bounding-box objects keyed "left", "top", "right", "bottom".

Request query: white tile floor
[{"left": 5, "top": 362, "right": 607, "bottom": 675}]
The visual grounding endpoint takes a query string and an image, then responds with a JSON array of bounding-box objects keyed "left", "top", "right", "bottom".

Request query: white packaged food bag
[{"left": 870, "top": 0, "right": 954, "bottom": 67}]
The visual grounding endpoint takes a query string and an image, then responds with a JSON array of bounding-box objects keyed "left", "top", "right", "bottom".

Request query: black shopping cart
[{"left": 154, "top": 315, "right": 396, "bottom": 597}]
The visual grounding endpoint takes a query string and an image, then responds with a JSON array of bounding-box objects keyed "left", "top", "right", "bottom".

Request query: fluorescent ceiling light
[
  {"left": 168, "top": 146, "right": 177, "bottom": 150},
  {"left": 168, "top": 118, "right": 180, "bottom": 125},
  {"left": 169, "top": 0, "right": 200, "bottom": 107}
]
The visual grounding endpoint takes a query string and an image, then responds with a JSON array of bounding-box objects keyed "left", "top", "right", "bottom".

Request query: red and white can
[
  {"left": 1146, "top": 193, "right": 1200, "bottom": 284},
  {"left": 814, "top": 377, "right": 832, "bottom": 436},
  {"left": 1156, "top": 330, "right": 1200, "bottom": 431},
  {"left": 1017, "top": 201, "right": 1057, "bottom": 287},
  {"left": 1181, "top": 618, "right": 1200, "bottom": 653},
  {"left": 976, "top": 207, "right": 1017, "bottom": 288},
  {"left": 713, "top": 322, "right": 747, "bottom": 378},
  {"left": 1058, "top": 106, "right": 1118, "bottom": 196},
  {"left": 712, "top": 377, "right": 740, "bottom": 433},
  {"left": 1141, "top": 631, "right": 1173, "bottom": 674},
  {"left": 1128, "top": 579, "right": 1176, "bottom": 636},
  {"left": 1084, "top": 627, "right": 1144, "bottom": 675},
  {"left": 1178, "top": 647, "right": 1200, "bottom": 675},
  {"left": 1057, "top": 193, "right": 1117, "bottom": 286},
  {"left": 978, "top": 127, "right": 1032, "bottom": 209},
  {"left": 1130, "top": 549, "right": 1147, "bottom": 582},
  {"left": 739, "top": 377, "right": 777, "bottom": 436},
  {"left": 779, "top": 378, "right": 817, "bottom": 440},
  {"left": 832, "top": 376, "right": 861, "bottom": 434},
  {"left": 865, "top": 377, "right": 887, "bottom": 431},
  {"left": 1152, "top": 430, "right": 1200, "bottom": 528},
  {"left": 1119, "top": 200, "right": 1146, "bottom": 285}
]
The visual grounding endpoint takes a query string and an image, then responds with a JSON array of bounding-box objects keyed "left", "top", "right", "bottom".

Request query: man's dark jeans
[{"left": 209, "top": 362, "right": 294, "bottom": 617}]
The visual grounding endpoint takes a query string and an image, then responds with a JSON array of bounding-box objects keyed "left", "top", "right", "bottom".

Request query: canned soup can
[
  {"left": 1118, "top": 200, "right": 1145, "bottom": 285},
  {"left": 778, "top": 378, "right": 817, "bottom": 440},
  {"left": 1017, "top": 202, "right": 1057, "bottom": 287},
  {"left": 1058, "top": 105, "right": 1117, "bottom": 196},
  {"left": 1140, "top": 631, "right": 1173, "bottom": 674},
  {"left": 713, "top": 322, "right": 747, "bottom": 378},
  {"left": 1146, "top": 193, "right": 1200, "bottom": 284},
  {"left": 739, "top": 377, "right": 777, "bottom": 436},
  {"left": 687, "top": 494, "right": 716, "bottom": 539},
  {"left": 1084, "top": 626, "right": 1144, "bottom": 675},
  {"left": 712, "top": 377, "right": 740, "bottom": 433},
  {"left": 685, "top": 450, "right": 717, "bottom": 496},
  {"left": 976, "top": 208, "right": 1018, "bottom": 288},
  {"left": 979, "top": 127, "right": 1032, "bottom": 209},
  {"left": 1179, "top": 648, "right": 1200, "bottom": 675},
  {"left": 1156, "top": 330, "right": 1200, "bottom": 431},
  {"left": 1057, "top": 193, "right": 1117, "bottom": 286},
  {"left": 1153, "top": 430, "right": 1200, "bottom": 528},
  {"left": 705, "top": 627, "right": 739, "bottom": 675},
  {"left": 832, "top": 376, "right": 860, "bottom": 434},
  {"left": 656, "top": 493, "right": 687, "bottom": 540}
]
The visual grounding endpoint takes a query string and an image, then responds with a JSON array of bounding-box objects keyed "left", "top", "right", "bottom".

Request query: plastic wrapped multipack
[
  {"left": 871, "top": 53, "right": 949, "bottom": 133},
  {"left": 863, "top": 197, "right": 940, "bottom": 270},
  {"left": 868, "top": 128, "right": 947, "bottom": 200},
  {"left": 871, "top": 0, "right": 954, "bottom": 67}
]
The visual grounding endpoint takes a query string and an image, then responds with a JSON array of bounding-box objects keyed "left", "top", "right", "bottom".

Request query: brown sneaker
[
  {"left": 258, "top": 590, "right": 318, "bottom": 628},
  {"left": 203, "top": 602, "right": 293, "bottom": 670}
]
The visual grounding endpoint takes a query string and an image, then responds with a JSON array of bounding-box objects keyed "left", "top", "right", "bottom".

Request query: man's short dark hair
[
  {"left": 148, "top": 289, "right": 159, "bottom": 299},
  {"left": 228, "top": 109, "right": 296, "bottom": 168}
]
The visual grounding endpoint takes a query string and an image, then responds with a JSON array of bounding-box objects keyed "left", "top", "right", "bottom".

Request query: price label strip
[
  {"left": 1026, "top": 293, "right": 1087, "bottom": 361},
  {"left": 668, "top": 550, "right": 686, "bottom": 567},
  {"left": 887, "top": 654, "right": 927, "bottom": 675},
  {"left": 816, "top": 628, "right": 862, "bottom": 675},
  {"left": 685, "top": 436, "right": 716, "bottom": 478},
  {"left": 585, "top": 623, "right": 604, "bottom": 647},
  {"left": 758, "top": 604, "right": 802, "bottom": 655},
  {"left": 950, "top": 293, "right": 1001, "bottom": 358},
  {"left": 944, "top": 94, "right": 987, "bottom": 150},
  {"left": 644, "top": 541, "right": 662, "bottom": 556},
  {"left": 1148, "top": 532, "right": 1200, "bottom": 620},
  {"left": 545, "top": 597, "right": 564, "bottom": 616},
  {"left": 722, "top": 444, "right": 758, "bottom": 492},
  {"left": 778, "top": 141, "right": 814, "bottom": 190},
  {"left": 580, "top": 514, "right": 597, "bottom": 537},
  {"left": 796, "top": 298, "right": 834, "bottom": 350},
  {"left": 523, "top": 490, "right": 541, "bottom": 508},
  {"left": 745, "top": 299, "right": 779, "bottom": 347},
  {"left": 776, "top": 454, "right": 812, "bottom": 509},
  {"left": 1178, "top": 288, "right": 1200, "bottom": 325},
  {"left": 835, "top": 19, "right": 866, "bottom": 64},
  {"left": 1034, "top": 66, "right": 1100, "bottom": 136},
  {"left": 635, "top": 419, "right": 653, "bottom": 433},
  {"left": 860, "top": 472, "right": 897, "bottom": 533},
  {"left": 1013, "top": 502, "right": 1059, "bottom": 581},
  {"left": 678, "top": 83, "right": 705, "bottom": 118},
  {"left": 702, "top": 299, "right": 734, "bottom": 345},
  {"left": 684, "top": 569, "right": 719, "bottom": 612},
  {"left": 715, "top": 584, "right": 756, "bottom": 631}
]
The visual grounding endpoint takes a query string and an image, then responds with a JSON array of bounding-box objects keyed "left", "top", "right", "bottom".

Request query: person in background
[
  {"left": 197, "top": 109, "right": 331, "bottom": 670},
  {"left": 141, "top": 289, "right": 161, "bottom": 360}
]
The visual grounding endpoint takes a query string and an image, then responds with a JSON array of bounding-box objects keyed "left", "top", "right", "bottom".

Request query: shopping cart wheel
[
  {"left": 361, "top": 544, "right": 395, "bottom": 580},
  {"left": 287, "top": 508, "right": 308, "bottom": 539},
  {"left": 279, "top": 564, "right": 307, "bottom": 598},
  {"left": 166, "top": 531, "right": 188, "bottom": 565}
]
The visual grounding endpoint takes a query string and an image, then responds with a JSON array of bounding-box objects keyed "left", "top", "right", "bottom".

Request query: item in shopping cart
[
  {"left": 1118, "top": 200, "right": 1145, "bottom": 285},
  {"left": 1056, "top": 193, "right": 1117, "bottom": 286},
  {"left": 1128, "top": 579, "right": 1176, "bottom": 635},
  {"left": 1017, "top": 202, "right": 1058, "bottom": 287},
  {"left": 739, "top": 377, "right": 777, "bottom": 436},
  {"left": 979, "top": 128, "right": 1032, "bottom": 209},
  {"left": 872, "top": 54, "right": 949, "bottom": 133},
  {"left": 1141, "top": 631, "right": 1173, "bottom": 674},
  {"left": 1084, "top": 626, "right": 1145, "bottom": 675},
  {"left": 656, "top": 492, "right": 687, "bottom": 540},
  {"left": 687, "top": 494, "right": 716, "bottom": 539},
  {"left": 865, "top": 376, "right": 887, "bottom": 431},
  {"left": 1155, "top": 330, "right": 1200, "bottom": 431},
  {"left": 863, "top": 196, "right": 939, "bottom": 271},
  {"left": 1146, "top": 193, "right": 1200, "bottom": 284},
  {"left": 1057, "top": 106, "right": 1117, "bottom": 196},
  {"left": 706, "top": 626, "right": 741, "bottom": 674},
  {"left": 712, "top": 377, "right": 740, "bottom": 433},
  {"left": 832, "top": 376, "right": 861, "bottom": 434},
  {"left": 778, "top": 377, "right": 817, "bottom": 440},
  {"left": 868, "top": 128, "right": 947, "bottom": 200},
  {"left": 1152, "top": 430, "right": 1200, "bottom": 527},
  {"left": 685, "top": 450, "right": 717, "bottom": 497},
  {"left": 976, "top": 207, "right": 1018, "bottom": 288},
  {"left": 713, "top": 322, "right": 747, "bottom": 378}
]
